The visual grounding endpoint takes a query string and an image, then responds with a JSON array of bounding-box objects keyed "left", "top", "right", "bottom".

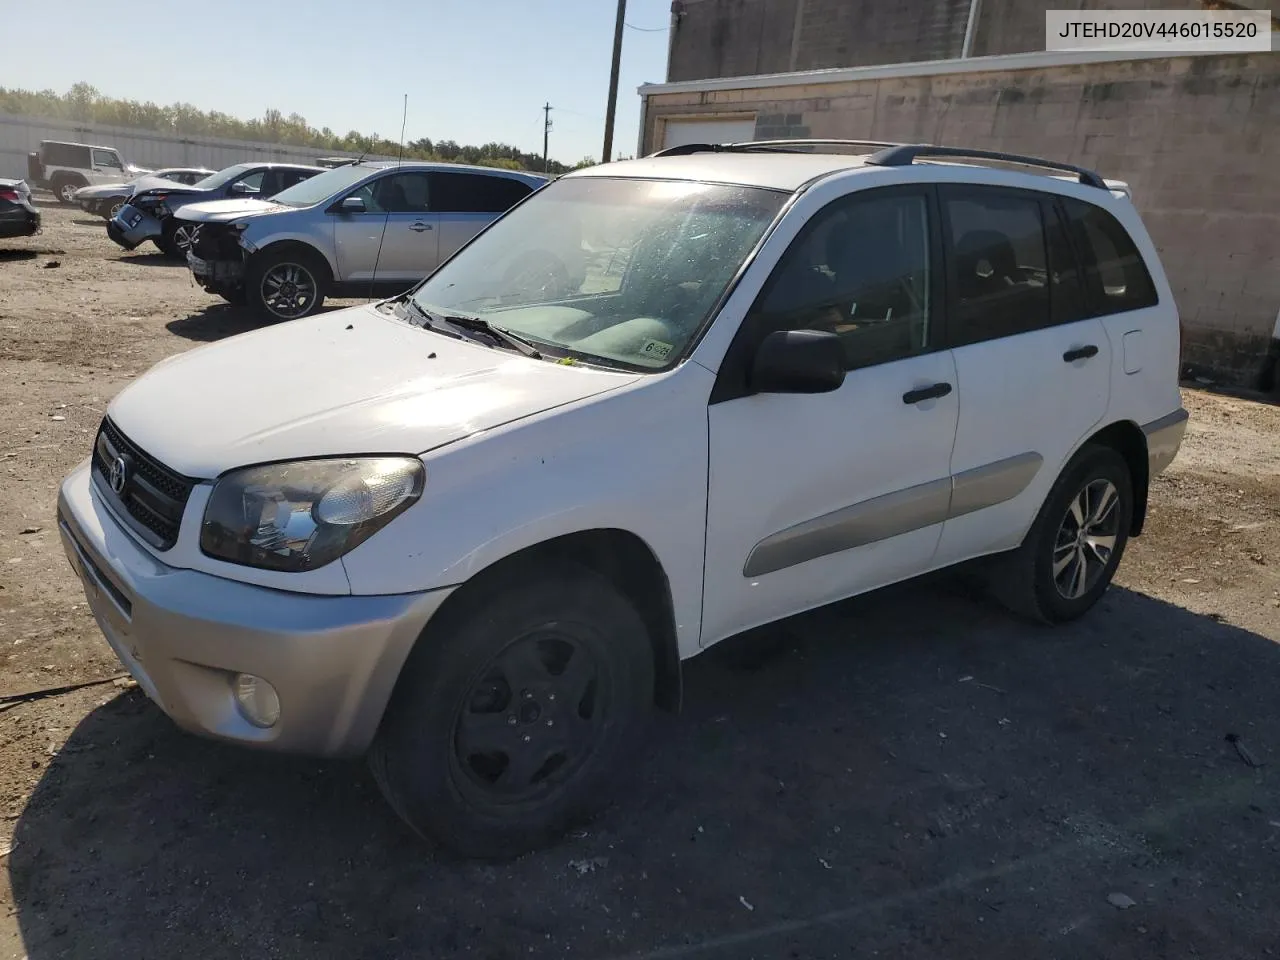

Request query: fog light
[{"left": 232, "top": 673, "right": 280, "bottom": 728}]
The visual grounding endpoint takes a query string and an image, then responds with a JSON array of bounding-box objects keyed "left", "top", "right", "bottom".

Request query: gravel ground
[{"left": 1, "top": 202, "right": 1278, "bottom": 960}]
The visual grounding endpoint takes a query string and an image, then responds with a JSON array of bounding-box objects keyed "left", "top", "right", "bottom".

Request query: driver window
[
  {"left": 234, "top": 170, "right": 265, "bottom": 194},
  {"left": 756, "top": 190, "right": 932, "bottom": 371}
]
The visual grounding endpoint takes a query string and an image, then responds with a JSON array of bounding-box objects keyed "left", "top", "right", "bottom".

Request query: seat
[{"left": 379, "top": 179, "right": 411, "bottom": 213}]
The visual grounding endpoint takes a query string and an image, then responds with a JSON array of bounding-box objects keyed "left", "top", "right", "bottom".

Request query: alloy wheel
[
  {"left": 1052, "top": 478, "right": 1121, "bottom": 600},
  {"left": 59, "top": 182, "right": 78, "bottom": 203},
  {"left": 259, "top": 263, "right": 317, "bottom": 320}
]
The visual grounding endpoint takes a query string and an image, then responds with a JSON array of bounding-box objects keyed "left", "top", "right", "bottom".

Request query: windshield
[
  {"left": 270, "top": 163, "right": 375, "bottom": 208},
  {"left": 409, "top": 177, "right": 786, "bottom": 370},
  {"left": 192, "top": 163, "right": 254, "bottom": 190}
]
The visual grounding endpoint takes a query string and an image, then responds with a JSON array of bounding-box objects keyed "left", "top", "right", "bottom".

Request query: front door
[
  {"left": 702, "top": 186, "right": 959, "bottom": 646},
  {"left": 932, "top": 185, "right": 1112, "bottom": 567},
  {"left": 333, "top": 171, "right": 440, "bottom": 285}
]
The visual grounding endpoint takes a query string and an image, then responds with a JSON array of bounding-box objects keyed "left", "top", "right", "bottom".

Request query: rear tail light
[{"left": 0, "top": 188, "right": 19, "bottom": 203}]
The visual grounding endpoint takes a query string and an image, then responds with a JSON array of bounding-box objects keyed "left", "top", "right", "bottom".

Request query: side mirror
[
  {"left": 750, "top": 328, "right": 846, "bottom": 395},
  {"left": 340, "top": 196, "right": 366, "bottom": 213},
  {"left": 229, "top": 182, "right": 254, "bottom": 195}
]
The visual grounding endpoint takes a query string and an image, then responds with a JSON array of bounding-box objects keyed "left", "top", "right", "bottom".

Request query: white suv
[{"left": 56, "top": 141, "right": 1187, "bottom": 858}]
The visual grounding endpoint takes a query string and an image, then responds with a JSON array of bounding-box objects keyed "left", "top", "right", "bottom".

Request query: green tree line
[{"left": 0, "top": 83, "right": 590, "bottom": 174}]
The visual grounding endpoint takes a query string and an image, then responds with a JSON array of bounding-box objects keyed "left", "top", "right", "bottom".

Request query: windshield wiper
[
  {"left": 391, "top": 297, "right": 464, "bottom": 341},
  {"left": 437, "top": 312, "right": 543, "bottom": 359}
]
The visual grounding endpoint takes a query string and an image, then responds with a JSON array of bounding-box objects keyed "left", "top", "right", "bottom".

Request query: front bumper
[
  {"left": 188, "top": 251, "right": 244, "bottom": 287},
  {"left": 1143, "top": 408, "right": 1189, "bottom": 476},
  {"left": 107, "top": 203, "right": 162, "bottom": 250},
  {"left": 56, "top": 459, "right": 453, "bottom": 757}
]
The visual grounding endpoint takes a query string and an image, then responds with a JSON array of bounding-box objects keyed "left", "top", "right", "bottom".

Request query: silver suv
[{"left": 177, "top": 161, "right": 549, "bottom": 319}]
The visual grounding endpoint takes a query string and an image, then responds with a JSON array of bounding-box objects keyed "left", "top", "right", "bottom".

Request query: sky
[{"left": 4, "top": 0, "right": 674, "bottom": 165}]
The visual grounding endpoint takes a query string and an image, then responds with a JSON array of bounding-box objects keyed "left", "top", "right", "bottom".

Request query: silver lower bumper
[{"left": 56, "top": 459, "right": 453, "bottom": 757}]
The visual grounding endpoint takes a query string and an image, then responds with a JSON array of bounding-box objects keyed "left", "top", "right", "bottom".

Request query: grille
[{"left": 92, "top": 419, "right": 197, "bottom": 550}]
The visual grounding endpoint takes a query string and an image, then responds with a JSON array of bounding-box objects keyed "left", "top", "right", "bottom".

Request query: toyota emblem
[{"left": 108, "top": 455, "right": 128, "bottom": 494}]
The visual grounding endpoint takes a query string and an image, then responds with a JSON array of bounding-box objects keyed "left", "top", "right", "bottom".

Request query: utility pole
[
  {"left": 542, "top": 102, "right": 553, "bottom": 173},
  {"left": 601, "top": 0, "right": 626, "bottom": 164}
]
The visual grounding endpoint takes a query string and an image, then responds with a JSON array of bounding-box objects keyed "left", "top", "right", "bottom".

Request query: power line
[{"left": 625, "top": 21, "right": 668, "bottom": 31}]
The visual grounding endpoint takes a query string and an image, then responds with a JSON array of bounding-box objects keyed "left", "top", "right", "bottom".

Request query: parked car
[
  {"left": 177, "top": 161, "right": 548, "bottom": 318},
  {"left": 0, "top": 179, "right": 40, "bottom": 238},
  {"left": 25, "top": 140, "right": 139, "bottom": 204},
  {"left": 75, "top": 168, "right": 216, "bottom": 219},
  {"left": 107, "top": 163, "right": 324, "bottom": 258},
  {"left": 57, "top": 141, "right": 1188, "bottom": 859}
]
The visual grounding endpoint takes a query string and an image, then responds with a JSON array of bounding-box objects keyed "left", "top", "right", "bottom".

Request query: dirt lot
[{"left": 1, "top": 201, "right": 1278, "bottom": 960}]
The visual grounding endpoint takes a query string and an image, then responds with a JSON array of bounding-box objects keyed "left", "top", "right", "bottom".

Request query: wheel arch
[
  {"left": 1080, "top": 419, "right": 1149, "bottom": 536},
  {"left": 249, "top": 237, "right": 336, "bottom": 282},
  {"left": 395, "top": 528, "right": 682, "bottom": 718}
]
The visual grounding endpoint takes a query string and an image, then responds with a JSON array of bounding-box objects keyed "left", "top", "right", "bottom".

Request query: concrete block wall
[
  {"left": 642, "top": 52, "right": 1280, "bottom": 386},
  {"left": 668, "top": 0, "right": 972, "bottom": 82},
  {"left": 669, "top": 0, "right": 1280, "bottom": 84}
]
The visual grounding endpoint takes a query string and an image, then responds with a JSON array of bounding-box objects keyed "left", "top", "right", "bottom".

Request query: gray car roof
[{"left": 568, "top": 153, "right": 871, "bottom": 191}]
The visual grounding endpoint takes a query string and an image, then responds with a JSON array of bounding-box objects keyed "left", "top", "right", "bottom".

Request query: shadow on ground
[
  {"left": 119, "top": 252, "right": 182, "bottom": 268},
  {"left": 0, "top": 250, "right": 38, "bottom": 262},
  {"left": 166, "top": 303, "right": 348, "bottom": 343},
  {"left": 10, "top": 582, "right": 1280, "bottom": 959}
]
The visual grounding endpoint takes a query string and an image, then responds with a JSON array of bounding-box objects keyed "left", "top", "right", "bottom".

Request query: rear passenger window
[
  {"left": 756, "top": 190, "right": 933, "bottom": 371},
  {"left": 1062, "top": 198, "right": 1158, "bottom": 315},
  {"left": 430, "top": 172, "right": 533, "bottom": 213},
  {"left": 943, "top": 189, "right": 1049, "bottom": 345}
]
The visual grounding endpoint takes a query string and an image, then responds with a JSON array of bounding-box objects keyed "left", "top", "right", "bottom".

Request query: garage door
[{"left": 661, "top": 118, "right": 757, "bottom": 150}]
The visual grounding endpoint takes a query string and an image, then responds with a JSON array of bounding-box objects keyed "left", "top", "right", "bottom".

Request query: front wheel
[
  {"left": 990, "top": 445, "right": 1133, "bottom": 623},
  {"left": 245, "top": 247, "right": 328, "bottom": 321},
  {"left": 370, "top": 560, "right": 655, "bottom": 859},
  {"left": 158, "top": 220, "right": 195, "bottom": 260}
]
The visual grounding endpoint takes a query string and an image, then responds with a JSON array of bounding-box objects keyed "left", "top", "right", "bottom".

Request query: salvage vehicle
[
  {"left": 57, "top": 141, "right": 1188, "bottom": 859},
  {"left": 75, "top": 167, "right": 216, "bottom": 219},
  {"left": 108, "top": 162, "right": 324, "bottom": 258},
  {"left": 26, "top": 140, "right": 143, "bottom": 204},
  {"left": 0, "top": 178, "right": 40, "bottom": 238},
  {"left": 177, "top": 161, "right": 548, "bottom": 318}
]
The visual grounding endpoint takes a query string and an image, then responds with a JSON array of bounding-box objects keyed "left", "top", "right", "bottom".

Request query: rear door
[
  {"left": 932, "top": 185, "right": 1111, "bottom": 567},
  {"left": 332, "top": 171, "right": 438, "bottom": 284},
  {"left": 431, "top": 172, "right": 534, "bottom": 266}
]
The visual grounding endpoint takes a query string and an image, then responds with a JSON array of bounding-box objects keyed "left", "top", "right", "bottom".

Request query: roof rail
[
  {"left": 865, "top": 144, "right": 1107, "bottom": 189},
  {"left": 650, "top": 138, "right": 905, "bottom": 158}
]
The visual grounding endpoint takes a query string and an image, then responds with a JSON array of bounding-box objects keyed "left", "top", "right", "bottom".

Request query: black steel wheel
[{"left": 370, "top": 559, "right": 655, "bottom": 859}]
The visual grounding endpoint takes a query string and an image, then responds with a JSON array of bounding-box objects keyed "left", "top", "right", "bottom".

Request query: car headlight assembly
[{"left": 200, "top": 457, "right": 424, "bottom": 572}]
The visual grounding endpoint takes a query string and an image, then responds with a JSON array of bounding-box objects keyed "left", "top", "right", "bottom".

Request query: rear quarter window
[
  {"left": 1062, "top": 198, "right": 1158, "bottom": 315},
  {"left": 430, "top": 172, "right": 533, "bottom": 214}
]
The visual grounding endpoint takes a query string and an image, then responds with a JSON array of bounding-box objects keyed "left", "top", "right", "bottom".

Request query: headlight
[{"left": 200, "top": 457, "right": 424, "bottom": 572}]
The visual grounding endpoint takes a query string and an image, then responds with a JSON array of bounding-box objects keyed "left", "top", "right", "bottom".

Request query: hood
[
  {"left": 132, "top": 184, "right": 204, "bottom": 202},
  {"left": 106, "top": 304, "right": 640, "bottom": 478},
  {"left": 129, "top": 175, "right": 192, "bottom": 194},
  {"left": 176, "top": 197, "right": 286, "bottom": 223},
  {"left": 75, "top": 182, "right": 130, "bottom": 199}
]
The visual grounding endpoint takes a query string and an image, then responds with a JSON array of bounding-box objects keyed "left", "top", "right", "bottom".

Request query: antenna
[{"left": 368, "top": 93, "right": 410, "bottom": 303}]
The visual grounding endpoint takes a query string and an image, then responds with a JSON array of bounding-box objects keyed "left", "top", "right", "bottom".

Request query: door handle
[
  {"left": 1063, "top": 344, "right": 1099, "bottom": 362},
  {"left": 902, "top": 382, "right": 953, "bottom": 405},
  {"left": 409, "top": 221, "right": 432, "bottom": 232}
]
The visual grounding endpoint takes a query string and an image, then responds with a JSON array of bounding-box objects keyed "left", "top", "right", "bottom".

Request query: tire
[
  {"left": 106, "top": 197, "right": 126, "bottom": 219},
  {"left": 369, "top": 559, "right": 655, "bottom": 859},
  {"left": 52, "top": 175, "right": 84, "bottom": 205},
  {"left": 990, "top": 445, "right": 1133, "bottom": 624},
  {"left": 158, "top": 220, "right": 195, "bottom": 260},
  {"left": 245, "top": 246, "right": 329, "bottom": 321}
]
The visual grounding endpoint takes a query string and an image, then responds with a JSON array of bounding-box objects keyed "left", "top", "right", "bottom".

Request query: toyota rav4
[{"left": 57, "top": 141, "right": 1188, "bottom": 859}]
